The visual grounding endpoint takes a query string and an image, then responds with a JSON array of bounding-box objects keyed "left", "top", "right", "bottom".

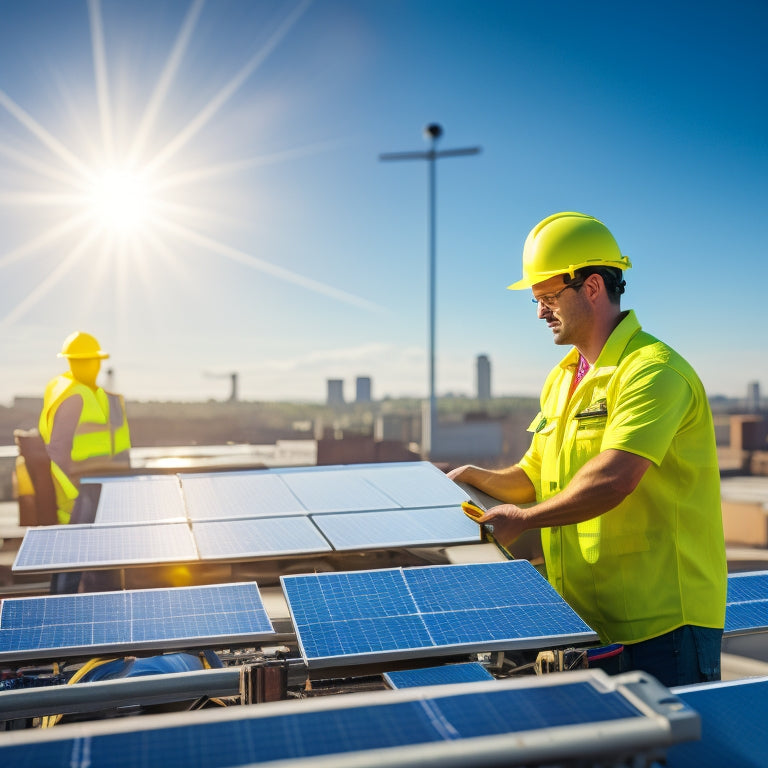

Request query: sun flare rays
[{"left": 0, "top": 0, "right": 381, "bottom": 334}]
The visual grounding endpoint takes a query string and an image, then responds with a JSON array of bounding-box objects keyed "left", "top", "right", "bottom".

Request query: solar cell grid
[
  {"left": 282, "top": 560, "right": 597, "bottom": 668},
  {"left": 96, "top": 477, "right": 185, "bottom": 524},
  {"left": 726, "top": 571, "right": 768, "bottom": 602},
  {"left": 0, "top": 583, "right": 274, "bottom": 662},
  {"left": 193, "top": 516, "right": 332, "bottom": 560},
  {"left": 181, "top": 472, "right": 305, "bottom": 521},
  {"left": 13, "top": 523, "right": 197, "bottom": 571},
  {"left": 724, "top": 571, "right": 768, "bottom": 635},
  {"left": 384, "top": 662, "right": 494, "bottom": 689},
  {"left": 0, "top": 671, "right": 693, "bottom": 768},
  {"left": 281, "top": 469, "right": 397, "bottom": 512},
  {"left": 404, "top": 561, "right": 557, "bottom": 613},
  {"left": 357, "top": 462, "right": 470, "bottom": 508},
  {"left": 312, "top": 506, "right": 479, "bottom": 551},
  {"left": 15, "top": 461, "right": 483, "bottom": 572}
]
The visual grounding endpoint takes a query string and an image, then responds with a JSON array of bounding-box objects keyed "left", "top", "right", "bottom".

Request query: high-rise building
[
  {"left": 326, "top": 379, "right": 344, "bottom": 406},
  {"left": 476, "top": 354, "right": 491, "bottom": 401},
  {"left": 747, "top": 381, "right": 761, "bottom": 412},
  {"left": 356, "top": 376, "right": 372, "bottom": 403}
]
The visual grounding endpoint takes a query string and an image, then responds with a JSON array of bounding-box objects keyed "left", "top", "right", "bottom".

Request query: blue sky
[{"left": 0, "top": 0, "right": 765, "bottom": 405}]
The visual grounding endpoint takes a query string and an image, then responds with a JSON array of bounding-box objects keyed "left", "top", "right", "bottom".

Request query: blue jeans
[{"left": 588, "top": 625, "right": 722, "bottom": 688}]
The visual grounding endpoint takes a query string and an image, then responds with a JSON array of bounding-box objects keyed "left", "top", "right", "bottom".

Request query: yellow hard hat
[
  {"left": 58, "top": 331, "right": 109, "bottom": 360},
  {"left": 508, "top": 212, "right": 631, "bottom": 290}
]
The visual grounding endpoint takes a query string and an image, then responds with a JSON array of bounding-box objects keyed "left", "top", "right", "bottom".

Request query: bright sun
[{"left": 88, "top": 167, "right": 154, "bottom": 234}]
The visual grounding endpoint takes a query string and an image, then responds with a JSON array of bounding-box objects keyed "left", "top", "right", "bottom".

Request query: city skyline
[{"left": 0, "top": 1, "right": 766, "bottom": 406}]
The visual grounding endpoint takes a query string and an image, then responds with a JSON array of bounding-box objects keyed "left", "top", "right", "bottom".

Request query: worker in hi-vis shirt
[
  {"left": 38, "top": 332, "right": 131, "bottom": 593},
  {"left": 39, "top": 331, "right": 131, "bottom": 526},
  {"left": 449, "top": 212, "right": 726, "bottom": 687}
]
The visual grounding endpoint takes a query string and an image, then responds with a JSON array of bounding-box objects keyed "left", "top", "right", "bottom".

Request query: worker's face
[
  {"left": 531, "top": 275, "right": 589, "bottom": 347},
  {"left": 69, "top": 358, "right": 101, "bottom": 388}
]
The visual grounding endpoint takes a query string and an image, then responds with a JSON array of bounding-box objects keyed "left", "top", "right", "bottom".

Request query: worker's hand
[{"left": 480, "top": 504, "right": 530, "bottom": 548}]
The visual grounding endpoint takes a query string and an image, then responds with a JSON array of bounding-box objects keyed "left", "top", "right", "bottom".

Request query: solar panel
[
  {"left": 668, "top": 676, "right": 768, "bottom": 768},
  {"left": 193, "top": 516, "right": 332, "bottom": 560},
  {"left": 384, "top": 662, "right": 494, "bottom": 689},
  {"left": 95, "top": 476, "right": 186, "bottom": 524},
  {"left": 311, "top": 506, "right": 480, "bottom": 551},
  {"left": 724, "top": 570, "right": 768, "bottom": 635},
  {"left": 280, "top": 467, "right": 398, "bottom": 512},
  {"left": 282, "top": 560, "right": 598, "bottom": 668},
  {"left": 181, "top": 471, "right": 305, "bottom": 521},
  {"left": 13, "top": 523, "right": 197, "bottom": 572},
  {"left": 0, "top": 582, "right": 274, "bottom": 663},
  {"left": 0, "top": 670, "right": 700, "bottom": 767},
  {"left": 355, "top": 461, "right": 470, "bottom": 508}
]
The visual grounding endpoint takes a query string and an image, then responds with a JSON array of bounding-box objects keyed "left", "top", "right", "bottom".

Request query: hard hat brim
[
  {"left": 58, "top": 351, "right": 110, "bottom": 360},
  {"left": 507, "top": 255, "right": 632, "bottom": 292}
]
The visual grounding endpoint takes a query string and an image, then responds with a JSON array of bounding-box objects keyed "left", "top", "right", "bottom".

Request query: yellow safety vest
[
  {"left": 39, "top": 374, "right": 131, "bottom": 524},
  {"left": 517, "top": 311, "right": 727, "bottom": 644}
]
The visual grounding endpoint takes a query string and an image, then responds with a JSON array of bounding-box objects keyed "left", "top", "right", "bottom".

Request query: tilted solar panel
[
  {"left": 311, "top": 505, "right": 479, "bottom": 551},
  {"left": 95, "top": 476, "right": 186, "bottom": 524},
  {"left": 280, "top": 468, "right": 398, "bottom": 513},
  {"left": 0, "top": 582, "right": 274, "bottom": 662},
  {"left": 181, "top": 471, "right": 305, "bottom": 521},
  {"left": 355, "top": 461, "right": 470, "bottom": 508},
  {"left": 282, "top": 560, "right": 598, "bottom": 668},
  {"left": 0, "top": 670, "right": 700, "bottom": 767},
  {"left": 724, "top": 570, "right": 768, "bottom": 635},
  {"left": 384, "top": 661, "right": 494, "bottom": 689},
  {"left": 667, "top": 676, "right": 768, "bottom": 768},
  {"left": 13, "top": 523, "right": 197, "bottom": 572},
  {"left": 193, "top": 516, "right": 332, "bottom": 560}
]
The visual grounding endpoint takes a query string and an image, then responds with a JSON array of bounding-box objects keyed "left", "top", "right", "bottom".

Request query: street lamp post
[{"left": 380, "top": 124, "right": 481, "bottom": 458}]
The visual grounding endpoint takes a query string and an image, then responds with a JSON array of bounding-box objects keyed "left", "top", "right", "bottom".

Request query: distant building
[
  {"left": 747, "top": 381, "right": 761, "bottom": 413},
  {"left": 356, "top": 376, "right": 372, "bottom": 403},
  {"left": 326, "top": 379, "right": 345, "bottom": 406},
  {"left": 476, "top": 354, "right": 491, "bottom": 401}
]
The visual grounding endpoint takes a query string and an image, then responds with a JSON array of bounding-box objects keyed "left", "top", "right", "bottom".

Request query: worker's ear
[{"left": 581, "top": 273, "right": 603, "bottom": 301}]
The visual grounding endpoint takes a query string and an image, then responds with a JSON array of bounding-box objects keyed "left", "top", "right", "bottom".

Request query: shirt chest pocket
[{"left": 572, "top": 412, "right": 607, "bottom": 463}]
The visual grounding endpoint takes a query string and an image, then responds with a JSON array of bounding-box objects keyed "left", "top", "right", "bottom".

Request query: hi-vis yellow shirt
[{"left": 518, "top": 310, "right": 726, "bottom": 645}]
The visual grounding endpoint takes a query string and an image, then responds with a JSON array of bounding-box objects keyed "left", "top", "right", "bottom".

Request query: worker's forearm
[
  {"left": 515, "top": 449, "right": 652, "bottom": 529},
  {"left": 449, "top": 464, "right": 537, "bottom": 505}
]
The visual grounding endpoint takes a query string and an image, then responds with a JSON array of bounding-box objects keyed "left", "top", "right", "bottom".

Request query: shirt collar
[
  {"left": 595, "top": 309, "right": 641, "bottom": 367},
  {"left": 557, "top": 310, "right": 641, "bottom": 371}
]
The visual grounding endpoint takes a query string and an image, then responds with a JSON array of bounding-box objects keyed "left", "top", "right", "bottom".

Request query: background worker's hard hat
[
  {"left": 58, "top": 331, "right": 109, "bottom": 360},
  {"left": 508, "top": 211, "right": 632, "bottom": 290}
]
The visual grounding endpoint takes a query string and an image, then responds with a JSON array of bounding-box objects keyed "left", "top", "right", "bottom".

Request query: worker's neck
[{"left": 577, "top": 306, "right": 623, "bottom": 365}]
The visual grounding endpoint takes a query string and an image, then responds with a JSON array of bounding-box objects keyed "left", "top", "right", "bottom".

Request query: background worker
[
  {"left": 39, "top": 331, "right": 131, "bottom": 592},
  {"left": 449, "top": 212, "right": 726, "bottom": 687}
]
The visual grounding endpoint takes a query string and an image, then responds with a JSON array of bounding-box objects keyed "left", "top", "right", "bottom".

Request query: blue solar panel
[
  {"left": 0, "top": 670, "right": 698, "bottom": 767},
  {"left": 13, "top": 523, "right": 198, "bottom": 572},
  {"left": 193, "top": 516, "right": 332, "bottom": 560},
  {"left": 95, "top": 476, "right": 186, "bottom": 524},
  {"left": 181, "top": 471, "right": 305, "bottom": 521},
  {"left": 0, "top": 583, "right": 274, "bottom": 662},
  {"left": 384, "top": 661, "right": 494, "bottom": 689},
  {"left": 725, "top": 570, "right": 768, "bottom": 635},
  {"left": 282, "top": 560, "right": 598, "bottom": 668},
  {"left": 311, "top": 505, "right": 480, "bottom": 550},
  {"left": 668, "top": 676, "right": 768, "bottom": 767}
]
